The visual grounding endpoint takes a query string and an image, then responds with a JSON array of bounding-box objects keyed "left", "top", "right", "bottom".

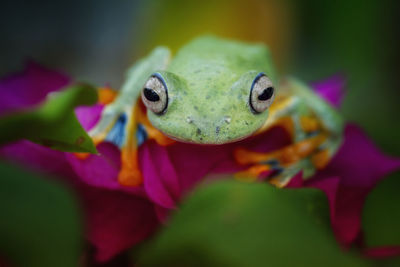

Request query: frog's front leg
[
  {"left": 115, "top": 104, "right": 142, "bottom": 186},
  {"left": 89, "top": 46, "right": 170, "bottom": 142},
  {"left": 85, "top": 46, "right": 171, "bottom": 186}
]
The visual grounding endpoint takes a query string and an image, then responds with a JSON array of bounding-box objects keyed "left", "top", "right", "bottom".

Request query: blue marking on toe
[
  {"left": 136, "top": 123, "right": 148, "bottom": 146},
  {"left": 105, "top": 113, "right": 127, "bottom": 148},
  {"left": 263, "top": 159, "right": 280, "bottom": 166}
]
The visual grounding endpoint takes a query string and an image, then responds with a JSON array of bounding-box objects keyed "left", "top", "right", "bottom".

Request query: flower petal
[
  {"left": 66, "top": 142, "right": 121, "bottom": 188},
  {"left": 75, "top": 104, "right": 104, "bottom": 131},
  {"left": 364, "top": 246, "right": 400, "bottom": 258},
  {"left": 79, "top": 185, "right": 159, "bottom": 262},
  {"left": 312, "top": 74, "right": 346, "bottom": 108},
  {"left": 0, "top": 140, "right": 72, "bottom": 176},
  {"left": 140, "top": 141, "right": 179, "bottom": 209},
  {"left": 311, "top": 124, "right": 400, "bottom": 245},
  {"left": 314, "top": 124, "right": 400, "bottom": 187},
  {"left": 140, "top": 126, "right": 292, "bottom": 209},
  {"left": 0, "top": 61, "right": 70, "bottom": 115}
]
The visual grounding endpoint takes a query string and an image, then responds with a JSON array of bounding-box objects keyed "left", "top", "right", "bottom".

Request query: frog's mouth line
[{"left": 161, "top": 130, "right": 256, "bottom": 146}]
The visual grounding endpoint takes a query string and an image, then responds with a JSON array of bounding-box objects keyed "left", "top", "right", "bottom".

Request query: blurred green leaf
[
  {"left": 0, "top": 83, "right": 97, "bottom": 153},
  {"left": 0, "top": 162, "right": 82, "bottom": 267},
  {"left": 371, "top": 257, "right": 400, "bottom": 267},
  {"left": 138, "top": 180, "right": 369, "bottom": 267},
  {"left": 363, "top": 172, "right": 400, "bottom": 247}
]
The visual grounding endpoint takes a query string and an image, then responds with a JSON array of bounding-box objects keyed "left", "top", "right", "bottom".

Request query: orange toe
[{"left": 118, "top": 168, "right": 143, "bottom": 187}]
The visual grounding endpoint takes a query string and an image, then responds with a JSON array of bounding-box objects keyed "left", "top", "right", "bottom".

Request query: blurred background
[{"left": 0, "top": 0, "right": 399, "bottom": 154}]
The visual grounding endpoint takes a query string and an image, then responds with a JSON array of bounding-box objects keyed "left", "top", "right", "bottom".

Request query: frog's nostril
[
  {"left": 223, "top": 116, "right": 231, "bottom": 124},
  {"left": 186, "top": 116, "right": 194, "bottom": 123}
]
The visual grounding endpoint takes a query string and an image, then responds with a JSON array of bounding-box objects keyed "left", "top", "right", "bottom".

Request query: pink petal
[
  {"left": 331, "top": 186, "right": 369, "bottom": 245},
  {"left": 140, "top": 141, "right": 179, "bottom": 209},
  {"left": 314, "top": 124, "right": 400, "bottom": 187},
  {"left": 310, "top": 124, "right": 400, "bottom": 245},
  {"left": 166, "top": 142, "right": 236, "bottom": 195},
  {"left": 66, "top": 142, "right": 120, "bottom": 189},
  {"left": 171, "top": 126, "right": 292, "bottom": 194},
  {"left": 0, "top": 61, "right": 70, "bottom": 115},
  {"left": 139, "top": 126, "right": 292, "bottom": 209},
  {"left": 364, "top": 246, "right": 400, "bottom": 258},
  {"left": 286, "top": 172, "right": 304, "bottom": 188},
  {"left": 312, "top": 74, "right": 346, "bottom": 108},
  {"left": 154, "top": 205, "right": 173, "bottom": 224},
  {"left": 78, "top": 185, "right": 159, "bottom": 262},
  {"left": 0, "top": 140, "right": 72, "bottom": 177},
  {"left": 75, "top": 104, "right": 104, "bottom": 131},
  {"left": 66, "top": 142, "right": 145, "bottom": 197}
]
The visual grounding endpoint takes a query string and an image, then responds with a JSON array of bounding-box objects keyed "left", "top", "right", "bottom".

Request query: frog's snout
[{"left": 183, "top": 115, "right": 233, "bottom": 144}]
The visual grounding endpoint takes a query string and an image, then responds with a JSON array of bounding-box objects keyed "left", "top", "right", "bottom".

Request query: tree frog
[{"left": 87, "top": 36, "right": 344, "bottom": 187}]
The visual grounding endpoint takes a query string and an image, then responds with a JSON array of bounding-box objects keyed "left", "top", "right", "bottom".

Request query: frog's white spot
[
  {"left": 223, "top": 116, "right": 231, "bottom": 124},
  {"left": 186, "top": 116, "right": 194, "bottom": 123}
]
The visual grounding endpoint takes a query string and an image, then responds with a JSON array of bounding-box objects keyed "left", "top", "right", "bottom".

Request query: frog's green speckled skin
[{"left": 148, "top": 36, "right": 277, "bottom": 144}]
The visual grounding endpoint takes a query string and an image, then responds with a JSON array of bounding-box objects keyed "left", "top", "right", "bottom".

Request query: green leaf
[
  {"left": 138, "top": 180, "right": 370, "bottom": 267},
  {"left": 0, "top": 83, "right": 98, "bottom": 153},
  {"left": 0, "top": 162, "right": 82, "bottom": 267},
  {"left": 363, "top": 172, "right": 400, "bottom": 247},
  {"left": 371, "top": 257, "right": 400, "bottom": 267}
]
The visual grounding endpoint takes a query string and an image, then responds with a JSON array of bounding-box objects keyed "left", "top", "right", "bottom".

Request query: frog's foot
[
  {"left": 108, "top": 107, "right": 144, "bottom": 187},
  {"left": 118, "top": 145, "right": 142, "bottom": 186},
  {"left": 101, "top": 107, "right": 144, "bottom": 187},
  {"left": 233, "top": 162, "right": 293, "bottom": 188},
  {"left": 234, "top": 165, "right": 271, "bottom": 182},
  {"left": 234, "top": 134, "right": 327, "bottom": 165},
  {"left": 75, "top": 105, "right": 144, "bottom": 187},
  {"left": 234, "top": 133, "right": 329, "bottom": 186}
]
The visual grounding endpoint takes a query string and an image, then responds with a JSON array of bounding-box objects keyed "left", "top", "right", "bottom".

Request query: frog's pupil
[
  {"left": 144, "top": 88, "right": 160, "bottom": 102},
  {"left": 258, "top": 87, "right": 274, "bottom": 101}
]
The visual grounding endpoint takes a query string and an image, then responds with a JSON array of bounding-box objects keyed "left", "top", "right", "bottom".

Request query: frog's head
[{"left": 140, "top": 70, "right": 275, "bottom": 144}]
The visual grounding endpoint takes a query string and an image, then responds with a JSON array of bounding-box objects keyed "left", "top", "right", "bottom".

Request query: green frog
[{"left": 88, "top": 36, "right": 344, "bottom": 187}]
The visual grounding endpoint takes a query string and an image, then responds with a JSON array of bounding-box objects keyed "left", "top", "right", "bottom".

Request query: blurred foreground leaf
[
  {"left": 0, "top": 84, "right": 97, "bottom": 153},
  {"left": 0, "top": 162, "right": 82, "bottom": 267},
  {"left": 363, "top": 172, "right": 400, "bottom": 247},
  {"left": 139, "top": 180, "right": 369, "bottom": 267}
]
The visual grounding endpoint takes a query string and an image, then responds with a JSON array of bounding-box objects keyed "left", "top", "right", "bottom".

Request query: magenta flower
[{"left": 1, "top": 62, "right": 399, "bottom": 262}]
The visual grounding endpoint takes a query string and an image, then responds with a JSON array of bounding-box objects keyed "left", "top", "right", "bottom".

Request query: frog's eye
[
  {"left": 141, "top": 74, "right": 168, "bottom": 115},
  {"left": 249, "top": 73, "right": 275, "bottom": 114}
]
